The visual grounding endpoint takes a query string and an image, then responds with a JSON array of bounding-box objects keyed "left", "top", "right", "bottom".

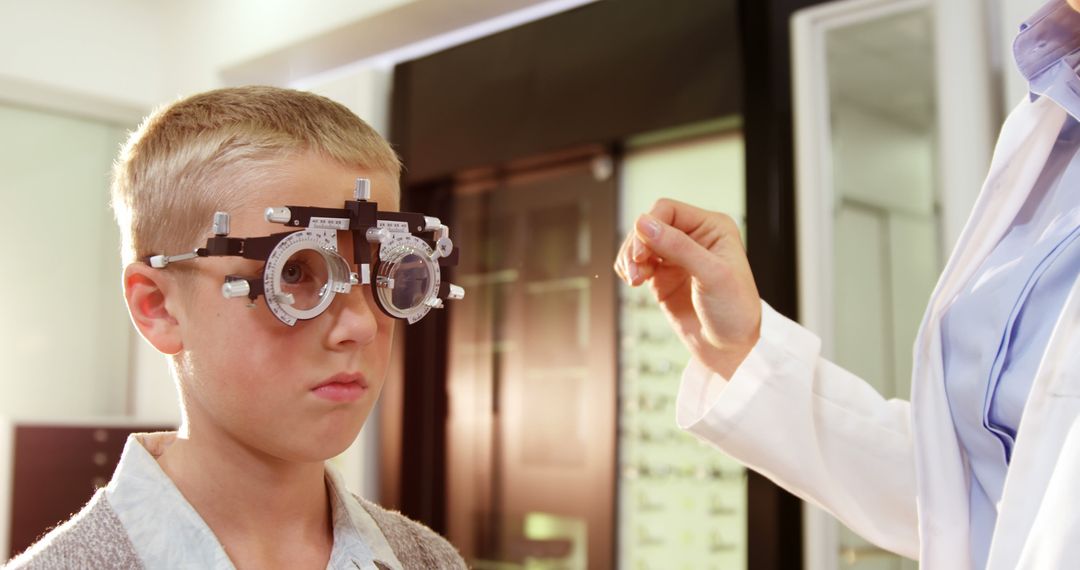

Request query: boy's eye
[
  {"left": 281, "top": 252, "right": 320, "bottom": 285},
  {"left": 282, "top": 261, "right": 305, "bottom": 284},
  {"left": 282, "top": 262, "right": 305, "bottom": 284}
]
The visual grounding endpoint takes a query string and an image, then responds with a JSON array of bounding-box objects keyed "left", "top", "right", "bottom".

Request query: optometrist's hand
[{"left": 614, "top": 199, "right": 762, "bottom": 379}]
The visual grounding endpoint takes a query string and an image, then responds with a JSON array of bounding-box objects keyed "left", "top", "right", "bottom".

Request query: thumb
[{"left": 635, "top": 213, "right": 713, "bottom": 272}]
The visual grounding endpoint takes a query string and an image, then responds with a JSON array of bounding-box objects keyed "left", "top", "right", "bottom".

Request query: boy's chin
[
  {"left": 253, "top": 416, "right": 369, "bottom": 464},
  {"left": 272, "top": 433, "right": 363, "bottom": 464}
]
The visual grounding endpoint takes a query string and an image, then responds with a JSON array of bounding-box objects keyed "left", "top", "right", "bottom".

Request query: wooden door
[{"left": 445, "top": 152, "right": 617, "bottom": 569}]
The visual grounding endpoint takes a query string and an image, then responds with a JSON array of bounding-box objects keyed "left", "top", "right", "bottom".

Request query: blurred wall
[
  {"left": 0, "top": 106, "right": 130, "bottom": 419},
  {"left": 0, "top": 1, "right": 164, "bottom": 109},
  {"left": 0, "top": 0, "right": 413, "bottom": 107}
]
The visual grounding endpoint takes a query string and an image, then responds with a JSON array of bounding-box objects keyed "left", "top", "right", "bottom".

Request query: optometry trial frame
[{"left": 147, "top": 178, "right": 464, "bottom": 326}]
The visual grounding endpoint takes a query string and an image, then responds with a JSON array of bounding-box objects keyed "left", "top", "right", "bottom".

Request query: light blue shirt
[
  {"left": 104, "top": 432, "right": 402, "bottom": 569},
  {"left": 941, "top": 2, "right": 1080, "bottom": 568}
]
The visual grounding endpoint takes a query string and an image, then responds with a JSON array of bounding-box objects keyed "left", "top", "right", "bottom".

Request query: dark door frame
[{"left": 739, "top": 1, "right": 831, "bottom": 568}]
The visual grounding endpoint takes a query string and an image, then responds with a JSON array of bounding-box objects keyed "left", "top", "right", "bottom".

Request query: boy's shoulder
[
  {"left": 3, "top": 489, "right": 142, "bottom": 570},
  {"left": 353, "top": 494, "right": 467, "bottom": 569}
]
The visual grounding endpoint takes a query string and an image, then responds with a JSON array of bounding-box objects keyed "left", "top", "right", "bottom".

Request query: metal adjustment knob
[
  {"left": 212, "top": 212, "right": 231, "bottom": 236},
  {"left": 431, "top": 237, "right": 453, "bottom": 261},
  {"left": 354, "top": 178, "right": 371, "bottom": 201},
  {"left": 423, "top": 216, "right": 442, "bottom": 231},
  {"left": 221, "top": 279, "right": 251, "bottom": 299},
  {"left": 447, "top": 284, "right": 465, "bottom": 300},
  {"left": 265, "top": 207, "right": 292, "bottom": 224},
  {"left": 366, "top": 227, "right": 390, "bottom": 243}
]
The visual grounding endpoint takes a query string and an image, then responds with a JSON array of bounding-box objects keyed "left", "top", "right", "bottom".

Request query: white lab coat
[{"left": 677, "top": 94, "right": 1080, "bottom": 569}]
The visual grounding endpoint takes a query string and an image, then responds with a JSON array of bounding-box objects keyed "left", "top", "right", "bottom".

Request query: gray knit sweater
[{"left": 4, "top": 490, "right": 466, "bottom": 569}]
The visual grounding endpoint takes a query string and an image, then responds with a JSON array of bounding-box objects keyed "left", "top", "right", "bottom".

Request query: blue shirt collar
[{"left": 1015, "top": 0, "right": 1080, "bottom": 121}]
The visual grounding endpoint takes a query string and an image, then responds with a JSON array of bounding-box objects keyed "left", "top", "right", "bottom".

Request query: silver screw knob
[
  {"left": 354, "top": 178, "right": 371, "bottom": 201},
  {"left": 366, "top": 227, "right": 390, "bottom": 243},
  {"left": 221, "top": 279, "right": 251, "bottom": 299},
  {"left": 212, "top": 212, "right": 231, "bottom": 236},
  {"left": 265, "top": 207, "right": 292, "bottom": 224}
]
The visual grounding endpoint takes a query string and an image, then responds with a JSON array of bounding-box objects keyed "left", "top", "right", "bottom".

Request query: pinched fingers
[
  {"left": 647, "top": 198, "right": 744, "bottom": 252},
  {"left": 614, "top": 231, "right": 658, "bottom": 286},
  {"left": 616, "top": 198, "right": 741, "bottom": 289},
  {"left": 633, "top": 213, "right": 714, "bottom": 279}
]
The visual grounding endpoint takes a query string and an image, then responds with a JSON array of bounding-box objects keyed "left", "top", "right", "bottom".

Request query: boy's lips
[{"left": 311, "top": 372, "right": 368, "bottom": 402}]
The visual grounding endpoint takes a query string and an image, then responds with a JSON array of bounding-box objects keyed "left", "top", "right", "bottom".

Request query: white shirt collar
[{"left": 104, "top": 432, "right": 401, "bottom": 570}]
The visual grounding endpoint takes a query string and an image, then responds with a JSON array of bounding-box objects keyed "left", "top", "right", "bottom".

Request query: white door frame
[{"left": 790, "top": 0, "right": 994, "bottom": 568}]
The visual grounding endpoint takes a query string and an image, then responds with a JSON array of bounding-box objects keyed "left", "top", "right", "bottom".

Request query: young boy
[{"left": 5, "top": 86, "right": 466, "bottom": 569}]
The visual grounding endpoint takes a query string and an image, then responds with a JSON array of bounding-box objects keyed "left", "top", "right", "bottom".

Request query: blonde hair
[{"left": 111, "top": 86, "right": 401, "bottom": 266}]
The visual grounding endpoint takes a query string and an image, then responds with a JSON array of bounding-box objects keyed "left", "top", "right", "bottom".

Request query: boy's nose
[{"left": 325, "top": 288, "right": 380, "bottom": 348}]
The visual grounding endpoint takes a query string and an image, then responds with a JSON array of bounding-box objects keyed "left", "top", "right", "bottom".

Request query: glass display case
[{"left": 616, "top": 126, "right": 748, "bottom": 570}]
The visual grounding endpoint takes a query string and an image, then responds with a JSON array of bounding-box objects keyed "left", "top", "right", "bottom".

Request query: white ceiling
[
  {"left": 0, "top": 0, "right": 596, "bottom": 110},
  {"left": 826, "top": 7, "right": 936, "bottom": 131}
]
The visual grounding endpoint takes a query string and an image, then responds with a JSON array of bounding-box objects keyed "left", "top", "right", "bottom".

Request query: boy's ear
[{"left": 123, "top": 263, "right": 184, "bottom": 355}]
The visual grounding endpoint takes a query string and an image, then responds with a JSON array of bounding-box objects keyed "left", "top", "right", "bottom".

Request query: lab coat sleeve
[{"left": 676, "top": 301, "right": 919, "bottom": 560}]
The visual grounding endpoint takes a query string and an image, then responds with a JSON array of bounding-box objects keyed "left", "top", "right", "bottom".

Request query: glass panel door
[{"left": 793, "top": 1, "right": 939, "bottom": 568}]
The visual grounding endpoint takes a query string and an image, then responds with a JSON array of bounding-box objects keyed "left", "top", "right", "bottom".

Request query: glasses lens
[
  {"left": 279, "top": 248, "right": 330, "bottom": 310},
  {"left": 389, "top": 253, "right": 431, "bottom": 311}
]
